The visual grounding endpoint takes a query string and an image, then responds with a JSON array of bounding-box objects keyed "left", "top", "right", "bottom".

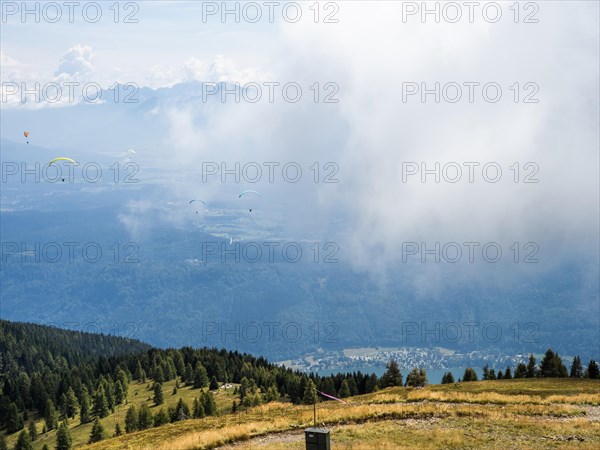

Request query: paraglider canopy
[
  {"left": 238, "top": 190, "right": 261, "bottom": 198},
  {"left": 189, "top": 199, "right": 207, "bottom": 214},
  {"left": 49, "top": 157, "right": 78, "bottom": 166},
  {"left": 24, "top": 131, "right": 29, "bottom": 137},
  {"left": 238, "top": 190, "right": 261, "bottom": 212}
]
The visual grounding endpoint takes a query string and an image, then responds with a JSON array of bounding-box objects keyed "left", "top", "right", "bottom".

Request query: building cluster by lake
[{"left": 278, "top": 346, "right": 529, "bottom": 374}]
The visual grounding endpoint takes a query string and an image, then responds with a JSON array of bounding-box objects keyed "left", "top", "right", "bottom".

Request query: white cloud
[
  {"left": 55, "top": 44, "right": 95, "bottom": 78},
  {"left": 273, "top": 2, "right": 599, "bottom": 281},
  {"left": 145, "top": 55, "right": 271, "bottom": 88}
]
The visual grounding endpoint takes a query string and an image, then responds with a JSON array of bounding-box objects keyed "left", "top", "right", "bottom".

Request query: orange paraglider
[{"left": 24, "top": 131, "right": 29, "bottom": 144}]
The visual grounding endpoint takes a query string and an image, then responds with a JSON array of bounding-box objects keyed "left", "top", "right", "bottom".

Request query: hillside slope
[{"left": 85, "top": 379, "right": 600, "bottom": 450}]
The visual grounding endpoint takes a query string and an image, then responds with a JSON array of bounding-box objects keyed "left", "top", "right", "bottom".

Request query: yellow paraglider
[
  {"left": 49, "top": 157, "right": 78, "bottom": 166},
  {"left": 49, "top": 157, "right": 79, "bottom": 182}
]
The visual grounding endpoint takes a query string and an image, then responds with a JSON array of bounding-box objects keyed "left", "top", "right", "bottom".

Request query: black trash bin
[{"left": 305, "top": 427, "right": 330, "bottom": 450}]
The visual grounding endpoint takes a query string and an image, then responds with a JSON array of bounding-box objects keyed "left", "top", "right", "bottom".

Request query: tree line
[{"left": 440, "top": 349, "right": 600, "bottom": 383}]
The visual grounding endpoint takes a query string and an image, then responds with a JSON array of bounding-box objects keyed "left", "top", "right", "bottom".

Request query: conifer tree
[
  {"left": 93, "top": 389, "right": 109, "bottom": 418},
  {"left": 338, "top": 380, "right": 351, "bottom": 398},
  {"left": 14, "top": 430, "right": 33, "bottom": 450},
  {"left": 526, "top": 354, "right": 537, "bottom": 378},
  {"left": 65, "top": 388, "right": 79, "bottom": 419},
  {"left": 28, "top": 420, "right": 37, "bottom": 441},
  {"left": 303, "top": 379, "right": 317, "bottom": 405},
  {"left": 380, "top": 360, "right": 403, "bottom": 387},
  {"left": 193, "top": 364, "right": 209, "bottom": 389},
  {"left": 138, "top": 403, "right": 153, "bottom": 429},
  {"left": 570, "top": 356, "right": 583, "bottom": 378},
  {"left": 124, "top": 405, "right": 138, "bottom": 433},
  {"left": 88, "top": 417, "right": 106, "bottom": 443},
  {"left": 153, "top": 383, "right": 164, "bottom": 406},
  {"left": 6, "top": 402, "right": 23, "bottom": 433},
  {"left": 55, "top": 421, "right": 72, "bottom": 450},
  {"left": 44, "top": 400, "right": 58, "bottom": 431}
]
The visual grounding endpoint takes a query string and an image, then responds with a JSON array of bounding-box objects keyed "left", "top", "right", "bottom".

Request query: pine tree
[
  {"left": 570, "top": 356, "right": 583, "bottom": 378},
  {"left": 405, "top": 368, "right": 428, "bottom": 387},
  {"left": 441, "top": 371, "right": 455, "bottom": 384},
  {"left": 184, "top": 364, "right": 194, "bottom": 385},
  {"left": 14, "top": 430, "right": 33, "bottom": 450},
  {"left": 347, "top": 377, "right": 359, "bottom": 396},
  {"left": 201, "top": 392, "right": 217, "bottom": 416},
  {"left": 152, "top": 365, "right": 165, "bottom": 384},
  {"left": 6, "top": 402, "right": 23, "bottom": 433},
  {"left": 114, "top": 423, "right": 123, "bottom": 437},
  {"left": 462, "top": 368, "right": 478, "bottom": 382},
  {"left": 171, "top": 398, "right": 190, "bottom": 421},
  {"left": 93, "top": 389, "right": 109, "bottom": 418},
  {"left": 514, "top": 363, "right": 527, "bottom": 378},
  {"left": 154, "top": 408, "right": 170, "bottom": 426},
  {"left": 302, "top": 379, "right": 317, "bottom": 405},
  {"left": 28, "top": 420, "right": 37, "bottom": 441},
  {"left": 365, "top": 374, "right": 379, "bottom": 392},
  {"left": 193, "top": 364, "right": 209, "bottom": 389},
  {"left": 209, "top": 376, "right": 219, "bottom": 391},
  {"left": 55, "top": 421, "right": 72, "bottom": 450},
  {"left": 65, "top": 388, "right": 79, "bottom": 419},
  {"left": 79, "top": 388, "right": 91, "bottom": 424},
  {"left": 88, "top": 417, "right": 106, "bottom": 443},
  {"left": 153, "top": 383, "right": 164, "bottom": 406},
  {"left": 482, "top": 364, "right": 490, "bottom": 380},
  {"left": 587, "top": 360, "right": 600, "bottom": 379},
  {"left": 380, "top": 360, "right": 403, "bottom": 387},
  {"left": 44, "top": 399, "right": 58, "bottom": 431},
  {"left": 231, "top": 401, "right": 237, "bottom": 414},
  {"left": 135, "top": 361, "right": 146, "bottom": 383},
  {"left": 103, "top": 379, "right": 115, "bottom": 411},
  {"left": 263, "top": 384, "right": 280, "bottom": 403},
  {"left": 124, "top": 405, "right": 138, "bottom": 433},
  {"left": 496, "top": 371, "right": 503, "bottom": 380},
  {"left": 192, "top": 398, "right": 205, "bottom": 419},
  {"left": 115, "top": 380, "right": 126, "bottom": 405},
  {"left": 138, "top": 403, "right": 153, "bottom": 429},
  {"left": 526, "top": 354, "right": 537, "bottom": 378},
  {"left": 540, "top": 349, "right": 568, "bottom": 378},
  {"left": 338, "top": 380, "right": 351, "bottom": 398},
  {"left": 504, "top": 367, "right": 512, "bottom": 379},
  {"left": 58, "top": 394, "right": 67, "bottom": 419}
]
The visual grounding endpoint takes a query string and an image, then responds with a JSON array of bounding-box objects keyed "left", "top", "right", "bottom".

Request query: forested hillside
[{"left": 0, "top": 320, "right": 381, "bottom": 447}]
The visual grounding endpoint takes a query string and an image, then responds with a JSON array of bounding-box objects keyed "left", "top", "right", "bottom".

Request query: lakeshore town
[{"left": 277, "top": 346, "right": 532, "bottom": 374}]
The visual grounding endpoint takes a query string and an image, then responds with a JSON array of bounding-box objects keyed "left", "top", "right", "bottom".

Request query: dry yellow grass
[{"left": 80, "top": 379, "right": 600, "bottom": 449}]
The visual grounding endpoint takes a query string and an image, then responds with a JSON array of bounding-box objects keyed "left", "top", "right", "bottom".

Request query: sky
[{"left": 1, "top": 1, "right": 599, "bottom": 288}]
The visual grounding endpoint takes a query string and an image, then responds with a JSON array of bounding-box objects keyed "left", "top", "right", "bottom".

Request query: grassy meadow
[{"left": 72, "top": 378, "right": 600, "bottom": 450}]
